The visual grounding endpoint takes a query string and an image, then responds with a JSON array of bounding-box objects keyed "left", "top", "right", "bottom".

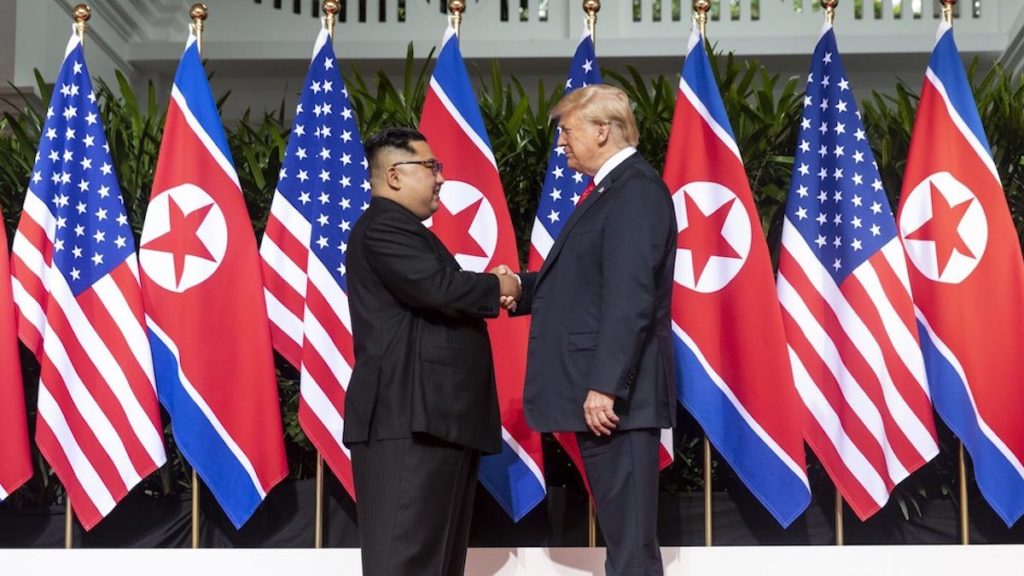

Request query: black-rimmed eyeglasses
[{"left": 391, "top": 159, "right": 444, "bottom": 176}]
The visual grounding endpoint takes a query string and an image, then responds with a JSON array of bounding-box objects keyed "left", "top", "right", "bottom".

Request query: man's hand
[
  {"left": 583, "top": 389, "right": 619, "bottom": 436},
  {"left": 490, "top": 264, "right": 520, "bottom": 311}
]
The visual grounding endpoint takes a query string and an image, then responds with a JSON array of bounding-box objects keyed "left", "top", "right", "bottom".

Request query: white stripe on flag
[
  {"left": 37, "top": 383, "right": 117, "bottom": 515},
  {"left": 672, "top": 320, "right": 809, "bottom": 485},
  {"left": 268, "top": 190, "right": 314, "bottom": 242},
  {"left": 924, "top": 67, "right": 999, "bottom": 181},
  {"left": 41, "top": 309, "right": 142, "bottom": 489},
  {"left": 428, "top": 77, "right": 498, "bottom": 169},
  {"left": 679, "top": 79, "right": 742, "bottom": 162},
  {"left": 777, "top": 270, "right": 909, "bottom": 484},
  {"left": 170, "top": 86, "right": 241, "bottom": 189},
  {"left": 501, "top": 426, "right": 546, "bottom": 491},
  {"left": 265, "top": 288, "right": 305, "bottom": 347},
  {"left": 260, "top": 234, "right": 309, "bottom": 296},
  {"left": 914, "top": 311, "right": 1024, "bottom": 480},
  {"left": 299, "top": 367, "right": 350, "bottom": 458},
  {"left": 51, "top": 272, "right": 164, "bottom": 469},
  {"left": 782, "top": 223, "right": 935, "bottom": 468},
  {"left": 529, "top": 216, "right": 554, "bottom": 261},
  {"left": 307, "top": 257, "right": 352, "bottom": 333},
  {"left": 92, "top": 274, "right": 166, "bottom": 465},
  {"left": 145, "top": 319, "right": 267, "bottom": 497},
  {"left": 788, "top": 346, "right": 890, "bottom": 507}
]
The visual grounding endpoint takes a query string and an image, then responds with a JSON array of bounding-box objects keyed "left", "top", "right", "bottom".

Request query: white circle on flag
[
  {"left": 899, "top": 171, "right": 987, "bottom": 284},
  {"left": 673, "top": 181, "right": 751, "bottom": 293},
  {"left": 140, "top": 183, "right": 228, "bottom": 293},
  {"left": 424, "top": 180, "right": 498, "bottom": 272}
]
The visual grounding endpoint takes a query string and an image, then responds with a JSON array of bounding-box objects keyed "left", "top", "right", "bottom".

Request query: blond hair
[{"left": 551, "top": 85, "right": 639, "bottom": 147}]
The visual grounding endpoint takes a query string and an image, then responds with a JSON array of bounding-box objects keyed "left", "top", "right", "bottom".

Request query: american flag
[
  {"left": 259, "top": 25, "right": 370, "bottom": 498},
  {"left": 776, "top": 23, "right": 938, "bottom": 520},
  {"left": 528, "top": 29, "right": 673, "bottom": 483},
  {"left": 0, "top": 205, "right": 32, "bottom": 502},
  {"left": 10, "top": 31, "right": 166, "bottom": 530}
]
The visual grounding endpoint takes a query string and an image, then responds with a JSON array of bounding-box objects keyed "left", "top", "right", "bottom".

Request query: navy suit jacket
[{"left": 514, "top": 152, "right": 677, "bottom": 432}]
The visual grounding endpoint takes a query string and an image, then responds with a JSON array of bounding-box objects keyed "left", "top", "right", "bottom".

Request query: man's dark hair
[{"left": 364, "top": 127, "right": 427, "bottom": 172}]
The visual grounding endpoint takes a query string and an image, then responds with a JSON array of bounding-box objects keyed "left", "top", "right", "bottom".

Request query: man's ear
[
  {"left": 595, "top": 122, "right": 610, "bottom": 146},
  {"left": 385, "top": 166, "right": 402, "bottom": 190}
]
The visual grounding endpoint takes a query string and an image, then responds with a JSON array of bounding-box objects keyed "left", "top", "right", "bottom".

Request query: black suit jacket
[
  {"left": 514, "top": 152, "right": 677, "bottom": 432},
  {"left": 342, "top": 197, "right": 503, "bottom": 454}
]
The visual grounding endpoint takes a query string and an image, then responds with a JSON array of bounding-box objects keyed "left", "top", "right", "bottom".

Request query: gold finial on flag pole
[
  {"left": 448, "top": 0, "right": 465, "bottom": 37},
  {"left": 583, "top": 0, "right": 600, "bottom": 44},
  {"left": 693, "top": 0, "right": 710, "bottom": 38},
  {"left": 73, "top": 4, "right": 91, "bottom": 45},
  {"left": 323, "top": 0, "right": 339, "bottom": 39},
  {"left": 821, "top": 0, "right": 838, "bottom": 25},
  {"left": 190, "top": 3, "right": 209, "bottom": 56},
  {"left": 942, "top": 0, "right": 957, "bottom": 25}
]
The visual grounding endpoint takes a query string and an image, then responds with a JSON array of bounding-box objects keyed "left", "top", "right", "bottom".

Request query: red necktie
[{"left": 576, "top": 180, "right": 596, "bottom": 205}]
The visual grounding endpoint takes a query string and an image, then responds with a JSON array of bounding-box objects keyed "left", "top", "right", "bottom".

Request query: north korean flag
[
  {"left": 418, "top": 25, "right": 545, "bottom": 522},
  {"left": 665, "top": 29, "right": 810, "bottom": 526}
]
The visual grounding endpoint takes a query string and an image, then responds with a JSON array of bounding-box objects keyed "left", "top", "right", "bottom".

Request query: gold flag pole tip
[
  {"left": 73, "top": 4, "right": 91, "bottom": 42},
  {"left": 449, "top": 0, "right": 465, "bottom": 36},
  {"left": 190, "top": 3, "right": 208, "bottom": 55},
  {"left": 583, "top": 1, "right": 600, "bottom": 41},
  {"left": 322, "top": 0, "right": 339, "bottom": 37},
  {"left": 942, "top": 0, "right": 957, "bottom": 25},
  {"left": 693, "top": 0, "right": 710, "bottom": 38},
  {"left": 820, "top": 0, "right": 838, "bottom": 25}
]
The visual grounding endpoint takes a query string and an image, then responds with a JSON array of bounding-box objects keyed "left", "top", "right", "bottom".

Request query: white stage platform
[{"left": 2, "top": 545, "right": 1021, "bottom": 575}]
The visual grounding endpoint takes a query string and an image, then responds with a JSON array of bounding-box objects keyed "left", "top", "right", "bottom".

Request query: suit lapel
[{"left": 536, "top": 155, "right": 640, "bottom": 284}]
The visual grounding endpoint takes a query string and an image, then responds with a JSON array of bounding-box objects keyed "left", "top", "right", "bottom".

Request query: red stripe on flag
[
  {"left": 298, "top": 397, "right": 354, "bottom": 497},
  {"left": 35, "top": 417, "right": 104, "bottom": 530}
]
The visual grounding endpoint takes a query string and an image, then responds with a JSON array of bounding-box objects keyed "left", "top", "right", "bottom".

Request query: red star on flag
[
  {"left": 431, "top": 197, "right": 488, "bottom": 258},
  {"left": 905, "top": 182, "right": 975, "bottom": 276},
  {"left": 142, "top": 198, "right": 216, "bottom": 288},
  {"left": 677, "top": 193, "right": 741, "bottom": 283}
]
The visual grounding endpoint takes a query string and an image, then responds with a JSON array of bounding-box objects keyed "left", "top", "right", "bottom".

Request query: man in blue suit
[{"left": 506, "top": 85, "right": 677, "bottom": 575}]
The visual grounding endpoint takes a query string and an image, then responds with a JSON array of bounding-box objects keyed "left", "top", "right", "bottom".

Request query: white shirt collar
[{"left": 593, "top": 146, "right": 637, "bottom": 185}]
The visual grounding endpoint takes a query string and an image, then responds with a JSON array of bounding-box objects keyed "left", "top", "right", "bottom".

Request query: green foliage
[{"left": 4, "top": 46, "right": 1024, "bottom": 515}]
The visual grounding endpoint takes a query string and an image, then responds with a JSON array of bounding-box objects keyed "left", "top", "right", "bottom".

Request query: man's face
[
  {"left": 392, "top": 140, "right": 444, "bottom": 220},
  {"left": 557, "top": 110, "right": 602, "bottom": 176}
]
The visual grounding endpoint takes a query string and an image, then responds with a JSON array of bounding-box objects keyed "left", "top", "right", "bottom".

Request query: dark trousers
[
  {"left": 351, "top": 434, "right": 480, "bottom": 576},
  {"left": 577, "top": 428, "right": 663, "bottom": 576}
]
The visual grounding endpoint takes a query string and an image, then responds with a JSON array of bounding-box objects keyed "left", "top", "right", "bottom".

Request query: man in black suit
[
  {"left": 506, "top": 85, "right": 677, "bottom": 575},
  {"left": 343, "top": 127, "right": 520, "bottom": 576}
]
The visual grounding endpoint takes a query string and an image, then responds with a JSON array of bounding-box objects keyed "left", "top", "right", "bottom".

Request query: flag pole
[
  {"left": 311, "top": 1, "right": 340, "bottom": 551},
  {"left": 582, "top": 0, "right": 602, "bottom": 550},
  {"left": 691, "top": 0, "right": 713, "bottom": 547},
  {"left": 835, "top": 489, "right": 844, "bottom": 545},
  {"left": 821, "top": 0, "right": 843, "bottom": 546},
  {"left": 448, "top": 0, "right": 464, "bottom": 37},
  {"left": 703, "top": 438, "right": 713, "bottom": 546},
  {"left": 187, "top": 3, "right": 208, "bottom": 551},
  {"left": 65, "top": 3, "right": 91, "bottom": 550},
  {"left": 694, "top": 0, "right": 717, "bottom": 549},
  {"left": 583, "top": 1, "right": 600, "bottom": 43},
  {"left": 958, "top": 442, "right": 970, "bottom": 544}
]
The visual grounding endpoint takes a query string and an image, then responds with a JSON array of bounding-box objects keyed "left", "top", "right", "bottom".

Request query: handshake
[{"left": 489, "top": 264, "right": 521, "bottom": 312}]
